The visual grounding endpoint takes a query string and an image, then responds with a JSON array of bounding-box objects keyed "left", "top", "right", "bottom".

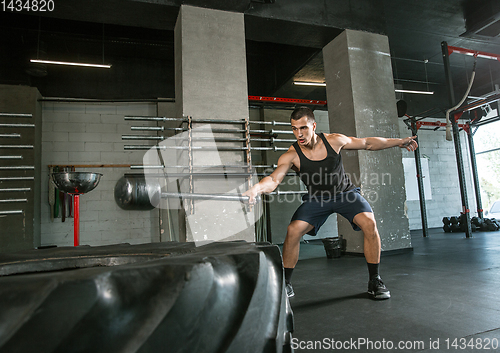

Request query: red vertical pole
[{"left": 74, "top": 194, "right": 80, "bottom": 246}]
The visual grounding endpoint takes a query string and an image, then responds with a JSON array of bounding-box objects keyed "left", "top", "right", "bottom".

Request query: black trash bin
[{"left": 321, "top": 236, "right": 342, "bottom": 259}]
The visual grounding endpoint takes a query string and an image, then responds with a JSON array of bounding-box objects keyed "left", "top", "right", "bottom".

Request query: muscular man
[{"left": 244, "top": 107, "right": 418, "bottom": 300}]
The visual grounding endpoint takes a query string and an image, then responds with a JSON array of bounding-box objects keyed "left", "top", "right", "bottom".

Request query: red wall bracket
[{"left": 248, "top": 96, "right": 327, "bottom": 106}]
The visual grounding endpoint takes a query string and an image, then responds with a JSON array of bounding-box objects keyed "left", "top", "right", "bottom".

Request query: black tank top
[{"left": 293, "top": 133, "right": 355, "bottom": 196}]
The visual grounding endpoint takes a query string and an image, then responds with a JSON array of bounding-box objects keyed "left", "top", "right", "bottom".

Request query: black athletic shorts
[{"left": 290, "top": 187, "right": 373, "bottom": 236}]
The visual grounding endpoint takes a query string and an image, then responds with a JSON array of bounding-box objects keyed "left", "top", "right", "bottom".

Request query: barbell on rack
[
  {"left": 121, "top": 135, "right": 296, "bottom": 143},
  {"left": 0, "top": 177, "right": 35, "bottom": 181},
  {"left": 0, "top": 188, "right": 31, "bottom": 192},
  {"left": 0, "top": 145, "right": 34, "bottom": 149},
  {"left": 0, "top": 133, "right": 21, "bottom": 138},
  {"left": 0, "top": 123, "right": 35, "bottom": 128},
  {"left": 125, "top": 116, "right": 291, "bottom": 126},
  {"left": 124, "top": 145, "right": 289, "bottom": 151},
  {"left": 0, "top": 210, "right": 23, "bottom": 215},
  {"left": 0, "top": 166, "right": 34, "bottom": 170},
  {"left": 0, "top": 198, "right": 27, "bottom": 203},
  {"left": 0, "top": 113, "right": 32, "bottom": 118},
  {"left": 0, "top": 156, "right": 23, "bottom": 160},
  {"left": 131, "top": 126, "right": 246, "bottom": 133},
  {"left": 130, "top": 126, "right": 294, "bottom": 135}
]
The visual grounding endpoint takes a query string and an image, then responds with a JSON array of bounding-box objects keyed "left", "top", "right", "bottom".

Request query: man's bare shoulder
[
  {"left": 286, "top": 144, "right": 297, "bottom": 153},
  {"left": 275, "top": 145, "right": 298, "bottom": 166},
  {"left": 323, "top": 132, "right": 350, "bottom": 144},
  {"left": 283, "top": 145, "right": 298, "bottom": 159}
]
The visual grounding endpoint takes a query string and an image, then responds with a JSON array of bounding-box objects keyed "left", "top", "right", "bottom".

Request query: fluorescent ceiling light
[
  {"left": 293, "top": 81, "right": 326, "bottom": 87},
  {"left": 395, "top": 89, "right": 434, "bottom": 95},
  {"left": 30, "top": 59, "right": 111, "bottom": 69},
  {"left": 295, "top": 81, "right": 434, "bottom": 95}
]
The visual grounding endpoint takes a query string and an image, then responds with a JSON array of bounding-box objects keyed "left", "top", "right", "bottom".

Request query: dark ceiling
[{"left": 1, "top": 0, "right": 500, "bottom": 116}]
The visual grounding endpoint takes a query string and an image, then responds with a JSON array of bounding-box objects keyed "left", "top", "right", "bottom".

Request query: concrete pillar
[
  {"left": 323, "top": 30, "right": 411, "bottom": 253},
  {"left": 174, "top": 5, "right": 255, "bottom": 242}
]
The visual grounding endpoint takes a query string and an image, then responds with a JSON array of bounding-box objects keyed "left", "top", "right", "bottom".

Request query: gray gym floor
[{"left": 288, "top": 229, "right": 500, "bottom": 352}]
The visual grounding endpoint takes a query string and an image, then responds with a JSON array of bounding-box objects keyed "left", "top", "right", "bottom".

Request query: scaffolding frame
[{"left": 403, "top": 42, "right": 500, "bottom": 238}]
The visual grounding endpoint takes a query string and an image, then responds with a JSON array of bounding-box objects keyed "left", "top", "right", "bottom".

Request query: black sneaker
[
  {"left": 286, "top": 282, "right": 295, "bottom": 298},
  {"left": 368, "top": 275, "right": 390, "bottom": 300}
]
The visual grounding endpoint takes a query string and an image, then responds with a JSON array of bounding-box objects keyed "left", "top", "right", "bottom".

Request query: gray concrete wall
[
  {"left": 323, "top": 29, "right": 411, "bottom": 253},
  {"left": 175, "top": 5, "right": 255, "bottom": 242},
  {"left": 0, "top": 84, "right": 42, "bottom": 252}
]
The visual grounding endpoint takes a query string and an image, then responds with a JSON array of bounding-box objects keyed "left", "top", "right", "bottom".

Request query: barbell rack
[{"left": 124, "top": 113, "right": 302, "bottom": 216}]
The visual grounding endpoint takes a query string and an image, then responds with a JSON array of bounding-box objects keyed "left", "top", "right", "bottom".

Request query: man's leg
[
  {"left": 283, "top": 220, "right": 314, "bottom": 268},
  {"left": 353, "top": 212, "right": 380, "bottom": 263},
  {"left": 282, "top": 220, "right": 314, "bottom": 297},
  {"left": 353, "top": 212, "right": 390, "bottom": 300}
]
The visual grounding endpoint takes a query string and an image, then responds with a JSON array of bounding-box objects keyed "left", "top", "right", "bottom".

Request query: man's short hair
[{"left": 290, "top": 106, "right": 315, "bottom": 123}]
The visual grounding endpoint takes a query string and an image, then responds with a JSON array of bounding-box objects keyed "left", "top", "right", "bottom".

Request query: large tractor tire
[{"left": 0, "top": 241, "right": 294, "bottom": 353}]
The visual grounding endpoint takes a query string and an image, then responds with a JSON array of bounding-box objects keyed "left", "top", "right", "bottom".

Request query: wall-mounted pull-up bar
[
  {"left": 451, "top": 93, "right": 500, "bottom": 121},
  {"left": 447, "top": 45, "right": 500, "bottom": 62},
  {"left": 414, "top": 121, "right": 469, "bottom": 132}
]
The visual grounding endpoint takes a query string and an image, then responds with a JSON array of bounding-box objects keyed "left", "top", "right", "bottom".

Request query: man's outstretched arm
[
  {"left": 335, "top": 134, "right": 418, "bottom": 152},
  {"left": 243, "top": 149, "right": 295, "bottom": 203}
]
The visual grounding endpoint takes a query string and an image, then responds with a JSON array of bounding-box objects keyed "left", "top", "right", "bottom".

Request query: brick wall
[{"left": 41, "top": 101, "right": 164, "bottom": 246}]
